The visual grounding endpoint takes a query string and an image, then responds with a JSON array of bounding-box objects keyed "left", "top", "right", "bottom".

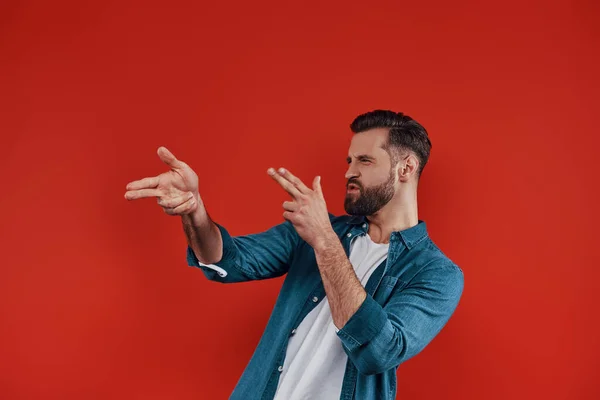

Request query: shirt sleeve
[
  {"left": 336, "top": 261, "right": 464, "bottom": 375},
  {"left": 187, "top": 220, "right": 300, "bottom": 283}
]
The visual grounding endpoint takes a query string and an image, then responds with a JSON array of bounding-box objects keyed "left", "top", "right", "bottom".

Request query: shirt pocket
[{"left": 373, "top": 276, "right": 404, "bottom": 305}]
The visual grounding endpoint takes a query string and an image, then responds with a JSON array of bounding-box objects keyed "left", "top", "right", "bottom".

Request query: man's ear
[{"left": 398, "top": 154, "right": 419, "bottom": 182}]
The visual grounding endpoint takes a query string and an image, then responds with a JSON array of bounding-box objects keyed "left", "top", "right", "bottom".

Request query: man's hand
[
  {"left": 124, "top": 146, "right": 201, "bottom": 216},
  {"left": 270, "top": 167, "right": 366, "bottom": 329},
  {"left": 268, "top": 167, "right": 337, "bottom": 250}
]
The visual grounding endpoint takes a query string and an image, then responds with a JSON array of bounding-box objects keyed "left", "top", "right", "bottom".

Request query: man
[{"left": 124, "top": 110, "right": 464, "bottom": 400}]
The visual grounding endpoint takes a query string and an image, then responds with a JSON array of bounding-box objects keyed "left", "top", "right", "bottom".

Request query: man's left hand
[{"left": 268, "top": 167, "right": 336, "bottom": 250}]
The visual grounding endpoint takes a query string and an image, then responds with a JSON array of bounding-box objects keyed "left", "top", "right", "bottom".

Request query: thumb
[
  {"left": 157, "top": 146, "right": 183, "bottom": 169},
  {"left": 313, "top": 175, "right": 323, "bottom": 196}
]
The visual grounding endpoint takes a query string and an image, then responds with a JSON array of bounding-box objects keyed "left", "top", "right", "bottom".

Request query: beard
[{"left": 344, "top": 168, "right": 395, "bottom": 216}]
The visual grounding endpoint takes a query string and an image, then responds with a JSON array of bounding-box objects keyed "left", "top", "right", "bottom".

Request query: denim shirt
[{"left": 186, "top": 213, "right": 464, "bottom": 400}]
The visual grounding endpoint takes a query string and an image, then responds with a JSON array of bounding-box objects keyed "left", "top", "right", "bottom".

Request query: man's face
[{"left": 344, "top": 128, "right": 397, "bottom": 216}]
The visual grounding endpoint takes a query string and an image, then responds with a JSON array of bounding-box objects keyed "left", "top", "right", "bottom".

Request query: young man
[{"left": 124, "top": 110, "right": 464, "bottom": 400}]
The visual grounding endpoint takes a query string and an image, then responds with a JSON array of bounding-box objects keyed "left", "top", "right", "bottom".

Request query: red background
[{"left": 1, "top": 0, "right": 599, "bottom": 399}]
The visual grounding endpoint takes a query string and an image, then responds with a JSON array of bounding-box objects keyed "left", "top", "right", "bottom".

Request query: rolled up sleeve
[
  {"left": 187, "top": 221, "right": 299, "bottom": 283},
  {"left": 336, "top": 262, "right": 464, "bottom": 375}
]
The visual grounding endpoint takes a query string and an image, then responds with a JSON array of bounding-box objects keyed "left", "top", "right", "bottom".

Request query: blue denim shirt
[{"left": 186, "top": 213, "right": 464, "bottom": 400}]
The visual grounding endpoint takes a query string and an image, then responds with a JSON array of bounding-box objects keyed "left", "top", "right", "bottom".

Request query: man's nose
[{"left": 345, "top": 166, "right": 359, "bottom": 180}]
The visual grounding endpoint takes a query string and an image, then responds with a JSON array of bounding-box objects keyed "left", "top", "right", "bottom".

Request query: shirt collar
[{"left": 346, "top": 215, "right": 428, "bottom": 250}]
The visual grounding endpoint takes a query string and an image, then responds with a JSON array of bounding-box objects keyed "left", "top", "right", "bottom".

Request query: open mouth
[{"left": 347, "top": 184, "right": 360, "bottom": 192}]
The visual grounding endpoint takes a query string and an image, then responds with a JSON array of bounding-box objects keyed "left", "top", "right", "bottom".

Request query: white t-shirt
[{"left": 273, "top": 233, "right": 389, "bottom": 400}]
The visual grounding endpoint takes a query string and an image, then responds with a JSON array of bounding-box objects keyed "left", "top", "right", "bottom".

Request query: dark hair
[{"left": 350, "top": 110, "right": 432, "bottom": 178}]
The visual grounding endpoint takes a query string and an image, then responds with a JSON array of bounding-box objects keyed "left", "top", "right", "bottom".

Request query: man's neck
[{"left": 366, "top": 190, "right": 419, "bottom": 244}]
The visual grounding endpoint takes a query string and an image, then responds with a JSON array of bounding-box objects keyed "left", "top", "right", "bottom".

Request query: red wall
[{"left": 1, "top": 1, "right": 598, "bottom": 399}]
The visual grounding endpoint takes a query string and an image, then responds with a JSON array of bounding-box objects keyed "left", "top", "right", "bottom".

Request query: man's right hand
[{"left": 124, "top": 146, "right": 202, "bottom": 217}]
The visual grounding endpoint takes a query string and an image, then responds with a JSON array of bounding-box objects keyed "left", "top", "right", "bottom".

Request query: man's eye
[{"left": 360, "top": 160, "right": 371, "bottom": 164}]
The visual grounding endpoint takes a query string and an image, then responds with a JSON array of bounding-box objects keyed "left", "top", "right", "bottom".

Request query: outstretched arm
[{"left": 125, "top": 147, "right": 298, "bottom": 283}]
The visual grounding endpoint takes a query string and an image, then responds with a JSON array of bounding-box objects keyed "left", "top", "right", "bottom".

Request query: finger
[
  {"left": 283, "top": 211, "right": 295, "bottom": 222},
  {"left": 283, "top": 201, "right": 299, "bottom": 212},
  {"left": 157, "top": 146, "right": 184, "bottom": 169},
  {"left": 126, "top": 176, "right": 159, "bottom": 190},
  {"left": 268, "top": 168, "right": 302, "bottom": 199},
  {"left": 277, "top": 168, "right": 310, "bottom": 194},
  {"left": 125, "top": 188, "right": 162, "bottom": 200},
  {"left": 164, "top": 198, "right": 196, "bottom": 215},
  {"left": 312, "top": 176, "right": 323, "bottom": 196},
  {"left": 164, "top": 195, "right": 196, "bottom": 215},
  {"left": 157, "top": 192, "right": 194, "bottom": 209}
]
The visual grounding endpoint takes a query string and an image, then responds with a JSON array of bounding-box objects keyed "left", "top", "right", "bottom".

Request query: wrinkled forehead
[{"left": 347, "top": 128, "right": 389, "bottom": 158}]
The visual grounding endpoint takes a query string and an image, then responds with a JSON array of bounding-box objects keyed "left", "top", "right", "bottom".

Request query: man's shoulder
[{"left": 410, "top": 237, "right": 464, "bottom": 278}]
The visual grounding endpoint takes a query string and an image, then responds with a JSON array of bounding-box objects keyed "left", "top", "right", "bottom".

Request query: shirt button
[
  {"left": 291, "top": 329, "right": 297, "bottom": 335},
  {"left": 362, "top": 223, "right": 367, "bottom": 228},
  {"left": 278, "top": 365, "right": 284, "bottom": 372},
  {"left": 346, "top": 233, "right": 352, "bottom": 237},
  {"left": 312, "top": 296, "right": 319, "bottom": 302}
]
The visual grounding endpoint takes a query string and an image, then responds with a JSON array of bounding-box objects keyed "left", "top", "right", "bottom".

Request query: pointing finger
[
  {"left": 268, "top": 168, "right": 302, "bottom": 199},
  {"left": 126, "top": 176, "right": 159, "bottom": 190},
  {"left": 277, "top": 168, "right": 310, "bottom": 194},
  {"left": 124, "top": 188, "right": 162, "bottom": 200}
]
